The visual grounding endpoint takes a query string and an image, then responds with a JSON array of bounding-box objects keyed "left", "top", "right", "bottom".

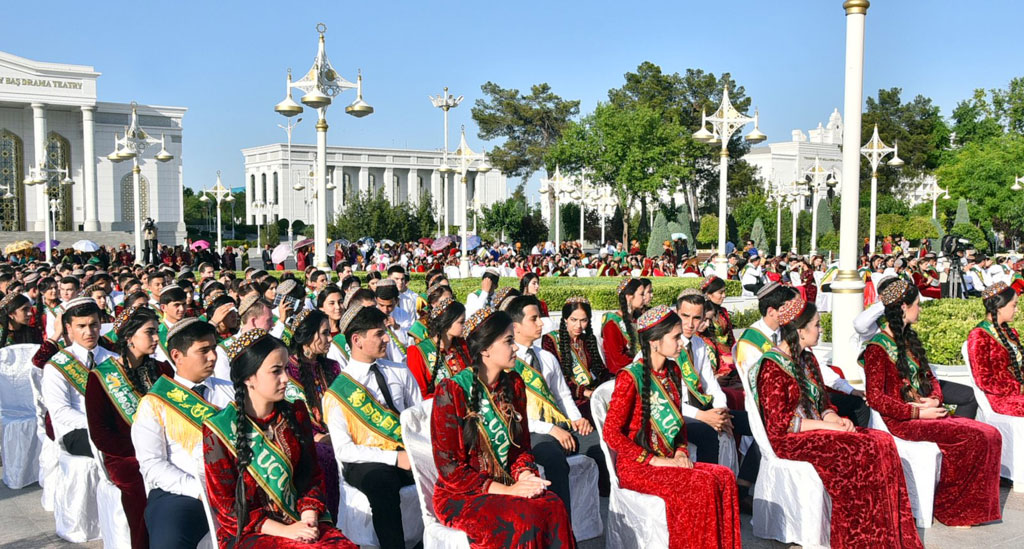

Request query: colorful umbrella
[
  {"left": 466, "top": 235, "right": 482, "bottom": 250},
  {"left": 71, "top": 239, "right": 100, "bottom": 253},
  {"left": 418, "top": 237, "right": 434, "bottom": 246},
  {"left": 190, "top": 240, "right": 210, "bottom": 251},
  {"left": 329, "top": 239, "right": 351, "bottom": 253},
  {"left": 4, "top": 240, "right": 34, "bottom": 255},
  {"left": 431, "top": 235, "right": 455, "bottom": 251},
  {"left": 36, "top": 239, "right": 60, "bottom": 250},
  {"left": 271, "top": 243, "right": 292, "bottom": 265},
  {"left": 294, "top": 238, "right": 314, "bottom": 250}
]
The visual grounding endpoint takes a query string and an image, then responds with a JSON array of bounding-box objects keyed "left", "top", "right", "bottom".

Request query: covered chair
[
  {"left": 336, "top": 470, "right": 424, "bottom": 547},
  {"left": 0, "top": 343, "right": 42, "bottom": 489},
  {"left": 867, "top": 408, "right": 941, "bottom": 527},
  {"left": 87, "top": 435, "right": 132, "bottom": 548},
  {"left": 28, "top": 365, "right": 59, "bottom": 511},
  {"left": 962, "top": 341, "right": 1024, "bottom": 492}
]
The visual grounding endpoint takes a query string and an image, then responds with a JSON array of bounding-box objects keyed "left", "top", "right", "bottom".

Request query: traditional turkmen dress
[
  {"left": 968, "top": 321, "right": 1024, "bottom": 415},
  {"left": 541, "top": 331, "right": 610, "bottom": 421},
  {"left": 406, "top": 337, "right": 471, "bottom": 399}
]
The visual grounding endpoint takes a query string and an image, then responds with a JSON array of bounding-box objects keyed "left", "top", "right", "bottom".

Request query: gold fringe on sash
[
  {"left": 525, "top": 393, "right": 569, "bottom": 427},
  {"left": 152, "top": 399, "right": 204, "bottom": 455},
  {"left": 322, "top": 391, "right": 403, "bottom": 451}
]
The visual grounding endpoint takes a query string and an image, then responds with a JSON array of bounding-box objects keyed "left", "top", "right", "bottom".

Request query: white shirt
[
  {"left": 986, "top": 264, "right": 1005, "bottom": 286},
  {"left": 131, "top": 374, "right": 233, "bottom": 499},
  {"left": 398, "top": 289, "right": 419, "bottom": 320},
  {"left": 740, "top": 265, "right": 763, "bottom": 297},
  {"left": 42, "top": 341, "right": 118, "bottom": 442},
  {"left": 391, "top": 305, "right": 415, "bottom": 331},
  {"left": 679, "top": 335, "right": 727, "bottom": 418},
  {"left": 327, "top": 338, "right": 349, "bottom": 369},
  {"left": 326, "top": 357, "right": 421, "bottom": 466},
  {"left": 514, "top": 341, "right": 582, "bottom": 435},
  {"left": 464, "top": 289, "right": 490, "bottom": 318},
  {"left": 734, "top": 318, "right": 779, "bottom": 375},
  {"left": 967, "top": 266, "right": 987, "bottom": 291},
  {"left": 853, "top": 301, "right": 885, "bottom": 348}
]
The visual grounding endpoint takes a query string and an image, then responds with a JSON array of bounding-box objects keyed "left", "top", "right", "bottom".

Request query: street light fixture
[
  {"left": 274, "top": 22, "right": 372, "bottom": 269},
  {"left": 927, "top": 179, "right": 949, "bottom": 219},
  {"left": 430, "top": 86, "right": 464, "bottom": 237},
  {"left": 24, "top": 162, "right": 74, "bottom": 262},
  {"left": 540, "top": 166, "right": 573, "bottom": 249},
  {"left": 692, "top": 86, "right": 766, "bottom": 277},
  {"left": 804, "top": 156, "right": 839, "bottom": 255},
  {"left": 860, "top": 124, "right": 903, "bottom": 254},
  {"left": 107, "top": 101, "right": 173, "bottom": 265},
  {"left": 445, "top": 126, "right": 490, "bottom": 277},
  {"left": 197, "top": 171, "right": 235, "bottom": 256}
]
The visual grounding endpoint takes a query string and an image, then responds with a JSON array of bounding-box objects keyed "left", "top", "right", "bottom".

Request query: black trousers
[
  {"left": 145, "top": 488, "right": 208, "bottom": 549},
  {"left": 940, "top": 379, "right": 979, "bottom": 419},
  {"left": 62, "top": 429, "right": 93, "bottom": 457},
  {"left": 684, "top": 411, "right": 760, "bottom": 484},
  {"left": 343, "top": 462, "right": 414, "bottom": 549},
  {"left": 830, "top": 391, "right": 871, "bottom": 427},
  {"left": 530, "top": 428, "right": 609, "bottom": 509}
]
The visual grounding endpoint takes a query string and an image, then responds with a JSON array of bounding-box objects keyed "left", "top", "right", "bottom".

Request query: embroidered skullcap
[
  {"left": 286, "top": 307, "right": 314, "bottom": 331},
  {"left": 565, "top": 296, "right": 589, "bottom": 306},
  {"left": 338, "top": 303, "right": 366, "bottom": 336},
  {"left": 112, "top": 305, "right": 143, "bottom": 334},
  {"left": 756, "top": 281, "right": 782, "bottom": 300},
  {"left": 879, "top": 278, "right": 910, "bottom": 306},
  {"left": 777, "top": 297, "right": 807, "bottom": 326},
  {"left": 983, "top": 281, "right": 1011, "bottom": 301},
  {"left": 616, "top": 277, "right": 637, "bottom": 295},
  {"left": 159, "top": 284, "right": 181, "bottom": 296},
  {"left": 72, "top": 269, "right": 85, "bottom": 276},
  {"left": 23, "top": 273, "right": 39, "bottom": 284},
  {"left": 375, "top": 279, "right": 399, "bottom": 300},
  {"left": 238, "top": 293, "right": 261, "bottom": 317},
  {"left": 200, "top": 279, "right": 219, "bottom": 292},
  {"left": 700, "top": 275, "right": 719, "bottom": 291},
  {"left": 484, "top": 267, "right": 500, "bottom": 277},
  {"left": 492, "top": 287, "right": 516, "bottom": 308},
  {"left": 0, "top": 292, "right": 19, "bottom": 311},
  {"left": 342, "top": 286, "right": 361, "bottom": 308},
  {"left": 637, "top": 304, "right": 674, "bottom": 333},
  {"left": 61, "top": 296, "right": 95, "bottom": 314},
  {"left": 426, "top": 282, "right": 447, "bottom": 296},
  {"left": 165, "top": 317, "right": 202, "bottom": 343},
  {"left": 376, "top": 278, "right": 397, "bottom": 288},
  {"left": 277, "top": 279, "right": 297, "bottom": 297},
  {"left": 226, "top": 328, "right": 269, "bottom": 361},
  {"left": 463, "top": 306, "right": 497, "bottom": 338},
  {"left": 429, "top": 296, "right": 457, "bottom": 321}
]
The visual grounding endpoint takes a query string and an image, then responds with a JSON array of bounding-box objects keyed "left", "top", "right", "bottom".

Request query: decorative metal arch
[
  {"left": 0, "top": 130, "right": 25, "bottom": 231},
  {"left": 45, "top": 132, "right": 74, "bottom": 231},
  {"left": 120, "top": 172, "right": 150, "bottom": 223}
]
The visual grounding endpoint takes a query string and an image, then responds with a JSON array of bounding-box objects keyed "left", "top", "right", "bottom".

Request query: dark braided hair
[
  {"left": 461, "top": 311, "right": 521, "bottom": 453},
  {"left": 983, "top": 286, "right": 1024, "bottom": 385},
  {"left": 34, "top": 278, "right": 57, "bottom": 335},
  {"left": 426, "top": 300, "right": 466, "bottom": 394},
  {"left": 229, "top": 335, "right": 309, "bottom": 544},
  {"left": 636, "top": 311, "right": 683, "bottom": 453},
  {"left": 878, "top": 278, "right": 933, "bottom": 400},
  {"left": 288, "top": 310, "right": 338, "bottom": 418},
  {"left": 116, "top": 307, "right": 163, "bottom": 394},
  {"left": 0, "top": 293, "right": 31, "bottom": 349},
  {"left": 778, "top": 302, "right": 823, "bottom": 417},
  {"left": 557, "top": 301, "right": 607, "bottom": 389},
  {"left": 618, "top": 278, "right": 643, "bottom": 356}
]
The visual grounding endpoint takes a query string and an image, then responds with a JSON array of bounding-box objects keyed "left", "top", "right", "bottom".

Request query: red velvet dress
[
  {"left": 285, "top": 354, "right": 342, "bottom": 519},
  {"left": 601, "top": 314, "right": 634, "bottom": 374},
  {"left": 85, "top": 360, "right": 175, "bottom": 549},
  {"left": 603, "top": 364, "right": 741, "bottom": 549},
  {"left": 203, "top": 404, "right": 355, "bottom": 549},
  {"left": 968, "top": 326, "right": 1024, "bottom": 415},
  {"left": 912, "top": 271, "right": 942, "bottom": 299},
  {"left": 406, "top": 338, "right": 471, "bottom": 399},
  {"left": 431, "top": 373, "right": 575, "bottom": 548},
  {"left": 863, "top": 343, "right": 1003, "bottom": 526},
  {"left": 756, "top": 353, "right": 921, "bottom": 548},
  {"left": 541, "top": 333, "right": 611, "bottom": 421},
  {"left": 709, "top": 308, "right": 744, "bottom": 410}
]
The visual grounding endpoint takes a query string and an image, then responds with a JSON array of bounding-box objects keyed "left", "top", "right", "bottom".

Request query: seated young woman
[
  {"left": 407, "top": 296, "right": 470, "bottom": 398},
  {"left": 968, "top": 281, "right": 1024, "bottom": 416},
  {"left": 603, "top": 305, "right": 740, "bottom": 549},
  {"left": 541, "top": 296, "right": 612, "bottom": 422},
  {"left": 203, "top": 330, "right": 355, "bottom": 548},
  {"left": 431, "top": 306, "right": 575, "bottom": 548},
  {"left": 751, "top": 297, "right": 921, "bottom": 548}
]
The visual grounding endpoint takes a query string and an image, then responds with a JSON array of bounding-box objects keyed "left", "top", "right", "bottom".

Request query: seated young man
[
  {"left": 41, "top": 297, "right": 117, "bottom": 457},
  {"left": 325, "top": 305, "right": 422, "bottom": 549},
  {"left": 328, "top": 289, "right": 375, "bottom": 368},
  {"left": 157, "top": 284, "right": 187, "bottom": 361},
  {"left": 145, "top": 272, "right": 166, "bottom": 309},
  {"left": 506, "top": 295, "right": 609, "bottom": 510},
  {"left": 131, "top": 318, "right": 233, "bottom": 549},
  {"left": 374, "top": 279, "right": 412, "bottom": 360},
  {"left": 464, "top": 269, "right": 499, "bottom": 317}
]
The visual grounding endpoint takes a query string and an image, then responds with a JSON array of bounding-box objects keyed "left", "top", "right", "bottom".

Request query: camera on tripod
[
  {"left": 941, "top": 234, "right": 970, "bottom": 256},
  {"left": 941, "top": 234, "right": 971, "bottom": 298}
]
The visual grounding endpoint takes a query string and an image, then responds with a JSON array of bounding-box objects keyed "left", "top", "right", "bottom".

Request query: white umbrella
[
  {"left": 72, "top": 239, "right": 100, "bottom": 252},
  {"left": 271, "top": 243, "right": 292, "bottom": 265}
]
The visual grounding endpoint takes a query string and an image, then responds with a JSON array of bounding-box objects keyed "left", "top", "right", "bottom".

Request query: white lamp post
[
  {"left": 804, "top": 156, "right": 839, "bottom": 255},
  {"left": 275, "top": 22, "right": 372, "bottom": 269},
  {"left": 430, "top": 87, "right": 463, "bottom": 237},
  {"left": 252, "top": 199, "right": 276, "bottom": 251},
  {"left": 540, "top": 166, "right": 572, "bottom": 249},
  {"left": 928, "top": 180, "right": 949, "bottom": 219},
  {"left": 106, "top": 101, "right": 173, "bottom": 265},
  {"left": 861, "top": 124, "right": 904, "bottom": 254},
  {"left": 788, "top": 184, "right": 810, "bottom": 254},
  {"left": 444, "top": 126, "right": 491, "bottom": 277},
  {"left": 693, "top": 86, "right": 766, "bottom": 277},
  {"left": 278, "top": 115, "right": 302, "bottom": 214},
  {"left": 197, "top": 171, "right": 235, "bottom": 255},
  {"left": 22, "top": 163, "right": 73, "bottom": 263}
]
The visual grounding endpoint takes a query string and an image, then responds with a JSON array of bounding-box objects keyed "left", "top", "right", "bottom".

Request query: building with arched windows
[{"left": 0, "top": 50, "right": 186, "bottom": 246}]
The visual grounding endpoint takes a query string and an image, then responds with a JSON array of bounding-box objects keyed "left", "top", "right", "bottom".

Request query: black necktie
[
  {"left": 86, "top": 350, "right": 96, "bottom": 370},
  {"left": 686, "top": 341, "right": 693, "bottom": 359},
  {"left": 193, "top": 384, "right": 208, "bottom": 400},
  {"left": 526, "top": 347, "right": 540, "bottom": 369},
  {"left": 369, "top": 363, "right": 399, "bottom": 413},
  {"left": 772, "top": 333, "right": 778, "bottom": 345}
]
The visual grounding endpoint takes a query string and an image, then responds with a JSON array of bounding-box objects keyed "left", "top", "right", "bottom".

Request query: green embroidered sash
[
  {"left": 677, "top": 344, "right": 712, "bottom": 407},
  {"left": 513, "top": 358, "right": 569, "bottom": 426},
  {"left": 284, "top": 374, "right": 306, "bottom": 403},
  {"left": 977, "top": 320, "right": 1023, "bottom": 364},
  {"left": 408, "top": 321, "right": 427, "bottom": 344},
  {"left": 623, "top": 362, "right": 683, "bottom": 456},
  {"left": 324, "top": 372, "right": 403, "bottom": 449},
  {"left": 860, "top": 332, "right": 927, "bottom": 397},
  {"left": 157, "top": 320, "right": 172, "bottom": 357},
  {"left": 282, "top": 326, "right": 294, "bottom": 347},
  {"left": 452, "top": 369, "right": 512, "bottom": 471},
  {"left": 218, "top": 335, "right": 235, "bottom": 352},
  {"left": 47, "top": 350, "right": 90, "bottom": 395},
  {"left": 93, "top": 357, "right": 142, "bottom": 425},
  {"left": 387, "top": 326, "right": 408, "bottom": 356},
  {"left": 749, "top": 350, "right": 824, "bottom": 415},
  {"left": 415, "top": 338, "right": 450, "bottom": 383},
  {"left": 602, "top": 312, "right": 625, "bottom": 335},
  {"left": 205, "top": 404, "right": 303, "bottom": 522},
  {"left": 331, "top": 333, "right": 350, "bottom": 361},
  {"left": 738, "top": 327, "right": 772, "bottom": 354},
  {"left": 547, "top": 331, "right": 593, "bottom": 387},
  {"left": 148, "top": 376, "right": 217, "bottom": 430}
]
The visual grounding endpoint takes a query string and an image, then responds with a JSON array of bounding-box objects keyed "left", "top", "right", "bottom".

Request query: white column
[
  {"left": 31, "top": 103, "right": 47, "bottom": 232},
  {"left": 315, "top": 116, "right": 328, "bottom": 268},
  {"left": 832, "top": 0, "right": 869, "bottom": 377},
  {"left": 809, "top": 186, "right": 819, "bottom": 255},
  {"left": 382, "top": 167, "right": 394, "bottom": 205},
  {"left": 443, "top": 173, "right": 451, "bottom": 234},
  {"left": 408, "top": 169, "right": 419, "bottom": 206},
  {"left": 358, "top": 166, "right": 369, "bottom": 194},
  {"left": 868, "top": 172, "right": 878, "bottom": 254},
  {"left": 714, "top": 149, "right": 729, "bottom": 277},
  {"left": 81, "top": 106, "right": 99, "bottom": 231}
]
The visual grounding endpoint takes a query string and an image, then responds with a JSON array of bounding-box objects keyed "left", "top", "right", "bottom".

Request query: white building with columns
[
  {"left": 241, "top": 143, "right": 508, "bottom": 231},
  {"left": 0, "top": 50, "right": 186, "bottom": 243}
]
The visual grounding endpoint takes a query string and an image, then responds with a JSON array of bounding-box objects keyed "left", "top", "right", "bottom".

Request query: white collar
[{"left": 173, "top": 373, "right": 209, "bottom": 391}]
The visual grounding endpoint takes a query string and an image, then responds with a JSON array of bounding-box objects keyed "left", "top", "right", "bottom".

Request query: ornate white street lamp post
[
  {"left": 251, "top": 199, "right": 276, "bottom": 251},
  {"left": 693, "top": 86, "right": 766, "bottom": 277},
  {"left": 107, "top": 101, "right": 174, "bottom": 265},
  {"left": 22, "top": 163, "right": 73, "bottom": 263},
  {"left": 444, "top": 127, "right": 490, "bottom": 277},
  {"left": 198, "top": 171, "right": 235, "bottom": 256},
  {"left": 861, "top": 124, "right": 904, "bottom": 253},
  {"left": 804, "top": 156, "right": 839, "bottom": 255},
  {"left": 278, "top": 116, "right": 302, "bottom": 213},
  {"left": 788, "top": 184, "right": 810, "bottom": 255},
  {"left": 275, "top": 22, "right": 372, "bottom": 269},
  {"left": 928, "top": 180, "right": 949, "bottom": 219},
  {"left": 540, "top": 166, "right": 572, "bottom": 250},
  {"left": 430, "top": 87, "right": 463, "bottom": 237}
]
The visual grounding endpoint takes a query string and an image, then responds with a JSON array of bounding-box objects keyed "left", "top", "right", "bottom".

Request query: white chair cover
[
  {"left": 88, "top": 435, "right": 133, "bottom": 548},
  {"left": 28, "top": 364, "right": 59, "bottom": 511},
  {"left": 962, "top": 341, "right": 1024, "bottom": 492},
  {"left": 867, "top": 409, "right": 940, "bottom": 527},
  {"left": 336, "top": 471, "right": 424, "bottom": 547},
  {"left": 0, "top": 343, "right": 43, "bottom": 489},
  {"left": 443, "top": 266, "right": 462, "bottom": 280},
  {"left": 562, "top": 454, "right": 602, "bottom": 541},
  {"left": 738, "top": 362, "right": 831, "bottom": 548},
  {"left": 54, "top": 447, "right": 102, "bottom": 542},
  {"left": 590, "top": 381, "right": 670, "bottom": 549},
  {"left": 196, "top": 469, "right": 219, "bottom": 549},
  {"left": 399, "top": 400, "right": 472, "bottom": 549}
]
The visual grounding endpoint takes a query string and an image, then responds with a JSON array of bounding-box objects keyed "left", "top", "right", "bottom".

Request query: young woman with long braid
[
  {"left": 541, "top": 296, "right": 611, "bottom": 422},
  {"left": 430, "top": 306, "right": 574, "bottom": 548},
  {"left": 969, "top": 282, "right": 1024, "bottom": 415},
  {"left": 603, "top": 305, "right": 740, "bottom": 549},
  {"left": 203, "top": 329, "right": 355, "bottom": 548},
  {"left": 752, "top": 297, "right": 921, "bottom": 548},
  {"left": 285, "top": 308, "right": 342, "bottom": 518},
  {"left": 0, "top": 292, "right": 42, "bottom": 348},
  {"left": 406, "top": 296, "right": 469, "bottom": 398},
  {"left": 601, "top": 277, "right": 645, "bottom": 373},
  {"left": 864, "top": 277, "right": 1002, "bottom": 527},
  {"left": 85, "top": 306, "right": 173, "bottom": 549}
]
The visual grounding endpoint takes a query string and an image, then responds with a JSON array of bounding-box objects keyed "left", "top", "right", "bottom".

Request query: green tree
[
  {"left": 954, "top": 197, "right": 971, "bottom": 226},
  {"left": 328, "top": 190, "right": 434, "bottom": 243},
  {"left": 950, "top": 77, "right": 1024, "bottom": 146},
  {"left": 697, "top": 215, "right": 718, "bottom": 247},
  {"left": 646, "top": 211, "right": 671, "bottom": 257},
  {"left": 901, "top": 216, "right": 939, "bottom": 243},
  {"left": 876, "top": 213, "right": 905, "bottom": 239},
  {"left": 480, "top": 186, "right": 548, "bottom": 246},
  {"left": 749, "top": 218, "right": 767, "bottom": 253},
  {"left": 815, "top": 198, "right": 835, "bottom": 237},
  {"left": 471, "top": 82, "right": 580, "bottom": 182},
  {"left": 728, "top": 191, "right": 774, "bottom": 249},
  {"left": 938, "top": 134, "right": 1024, "bottom": 240},
  {"left": 952, "top": 222, "right": 987, "bottom": 251},
  {"left": 818, "top": 231, "right": 840, "bottom": 256}
]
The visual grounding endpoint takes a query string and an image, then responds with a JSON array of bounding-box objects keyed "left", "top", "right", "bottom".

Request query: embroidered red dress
[
  {"left": 601, "top": 313, "right": 634, "bottom": 374},
  {"left": 85, "top": 359, "right": 174, "bottom": 549},
  {"left": 968, "top": 325, "right": 1024, "bottom": 416},
  {"left": 603, "top": 363, "right": 741, "bottom": 549},
  {"left": 285, "top": 354, "right": 342, "bottom": 519},
  {"left": 431, "top": 372, "right": 575, "bottom": 548},
  {"left": 406, "top": 338, "right": 471, "bottom": 399},
  {"left": 755, "top": 352, "right": 921, "bottom": 548},
  {"left": 541, "top": 332, "right": 611, "bottom": 421},
  {"left": 203, "top": 404, "right": 355, "bottom": 548},
  {"left": 863, "top": 341, "right": 1002, "bottom": 526}
]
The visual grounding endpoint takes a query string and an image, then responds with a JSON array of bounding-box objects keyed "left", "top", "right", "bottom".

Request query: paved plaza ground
[{"left": 3, "top": 464, "right": 1024, "bottom": 549}]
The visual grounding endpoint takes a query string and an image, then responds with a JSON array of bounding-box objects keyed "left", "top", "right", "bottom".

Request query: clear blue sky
[{"left": 4, "top": 0, "right": 1021, "bottom": 202}]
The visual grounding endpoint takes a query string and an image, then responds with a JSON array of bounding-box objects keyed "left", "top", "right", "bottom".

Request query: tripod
[{"left": 943, "top": 259, "right": 966, "bottom": 299}]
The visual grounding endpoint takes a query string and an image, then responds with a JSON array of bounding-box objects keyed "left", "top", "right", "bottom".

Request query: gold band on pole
[{"left": 843, "top": 0, "right": 869, "bottom": 15}]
